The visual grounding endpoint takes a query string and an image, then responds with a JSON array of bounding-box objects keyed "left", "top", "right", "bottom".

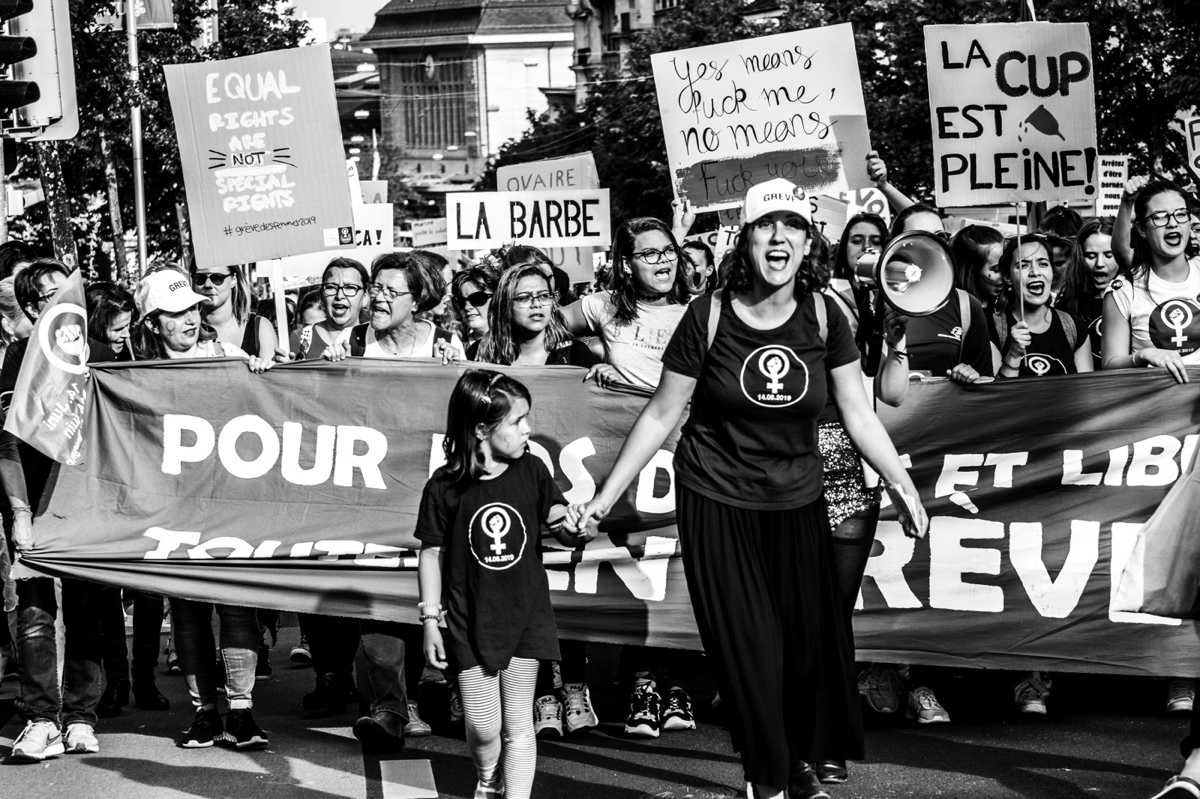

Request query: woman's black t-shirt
[
  {"left": 662, "top": 292, "right": 860, "bottom": 511},
  {"left": 906, "top": 290, "right": 994, "bottom": 376},
  {"left": 415, "top": 453, "right": 563, "bottom": 673},
  {"left": 991, "top": 309, "right": 1085, "bottom": 377}
]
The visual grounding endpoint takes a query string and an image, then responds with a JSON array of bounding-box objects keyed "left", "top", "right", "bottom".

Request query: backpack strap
[
  {"left": 957, "top": 289, "right": 971, "bottom": 361},
  {"left": 705, "top": 289, "right": 724, "bottom": 353},
  {"left": 298, "top": 324, "right": 313, "bottom": 358},
  {"left": 350, "top": 324, "right": 368, "bottom": 357},
  {"left": 993, "top": 310, "right": 1009, "bottom": 354},
  {"left": 813, "top": 291, "right": 827, "bottom": 345},
  {"left": 1055, "top": 309, "right": 1079, "bottom": 350}
]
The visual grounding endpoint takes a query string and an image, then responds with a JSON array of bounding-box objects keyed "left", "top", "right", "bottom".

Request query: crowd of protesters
[{"left": 0, "top": 153, "right": 1198, "bottom": 799}]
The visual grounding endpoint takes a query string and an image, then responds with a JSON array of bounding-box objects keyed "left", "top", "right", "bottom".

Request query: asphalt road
[{"left": 0, "top": 614, "right": 1188, "bottom": 799}]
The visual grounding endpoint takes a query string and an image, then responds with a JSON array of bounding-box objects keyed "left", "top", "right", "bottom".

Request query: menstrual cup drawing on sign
[{"left": 1017, "top": 105, "right": 1065, "bottom": 142}]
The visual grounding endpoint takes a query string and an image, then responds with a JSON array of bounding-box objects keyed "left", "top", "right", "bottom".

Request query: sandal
[{"left": 1151, "top": 775, "right": 1200, "bottom": 799}]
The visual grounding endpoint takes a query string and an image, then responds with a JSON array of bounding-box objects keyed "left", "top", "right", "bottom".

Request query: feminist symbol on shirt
[
  {"left": 739, "top": 345, "right": 809, "bottom": 409},
  {"left": 469, "top": 502, "right": 527, "bottom": 571},
  {"left": 1027, "top": 355, "right": 1052, "bottom": 376},
  {"left": 1148, "top": 298, "right": 1200, "bottom": 355},
  {"left": 758, "top": 349, "right": 790, "bottom": 392},
  {"left": 1162, "top": 300, "right": 1194, "bottom": 349}
]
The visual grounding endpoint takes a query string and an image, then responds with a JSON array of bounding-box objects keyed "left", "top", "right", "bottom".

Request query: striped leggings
[{"left": 458, "top": 657, "right": 540, "bottom": 799}]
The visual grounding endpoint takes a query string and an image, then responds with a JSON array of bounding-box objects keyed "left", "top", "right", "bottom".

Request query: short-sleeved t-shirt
[
  {"left": 906, "top": 289, "right": 994, "bottom": 376},
  {"left": 578, "top": 291, "right": 689, "bottom": 389},
  {"left": 991, "top": 310, "right": 1086, "bottom": 377},
  {"left": 662, "top": 292, "right": 860, "bottom": 510},
  {"left": 1106, "top": 258, "right": 1200, "bottom": 362},
  {"left": 361, "top": 321, "right": 464, "bottom": 359},
  {"left": 415, "top": 453, "right": 564, "bottom": 673}
]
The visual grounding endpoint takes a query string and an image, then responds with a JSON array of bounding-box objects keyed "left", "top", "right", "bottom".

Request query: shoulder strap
[
  {"left": 299, "top": 324, "right": 313, "bottom": 357},
  {"left": 813, "top": 291, "right": 827, "bottom": 344},
  {"left": 957, "top": 289, "right": 971, "bottom": 361},
  {"left": 350, "top": 324, "right": 368, "bottom": 357},
  {"left": 1056, "top": 309, "right": 1078, "bottom": 350},
  {"left": 993, "top": 310, "right": 1009, "bottom": 354},
  {"left": 705, "top": 289, "right": 724, "bottom": 353}
]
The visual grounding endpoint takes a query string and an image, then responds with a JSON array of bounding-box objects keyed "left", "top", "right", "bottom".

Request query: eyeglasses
[
  {"left": 193, "top": 272, "right": 232, "bottom": 287},
  {"left": 932, "top": 230, "right": 951, "bottom": 241},
  {"left": 322, "top": 283, "right": 364, "bottom": 298},
  {"left": 631, "top": 248, "right": 679, "bottom": 265},
  {"left": 454, "top": 290, "right": 492, "bottom": 308},
  {"left": 512, "top": 291, "right": 554, "bottom": 309},
  {"left": 368, "top": 283, "right": 412, "bottom": 301},
  {"left": 1142, "top": 209, "right": 1191, "bottom": 228},
  {"left": 36, "top": 291, "right": 56, "bottom": 306}
]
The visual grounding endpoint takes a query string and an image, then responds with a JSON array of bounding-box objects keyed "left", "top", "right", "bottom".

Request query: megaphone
[{"left": 852, "top": 231, "right": 956, "bottom": 317}]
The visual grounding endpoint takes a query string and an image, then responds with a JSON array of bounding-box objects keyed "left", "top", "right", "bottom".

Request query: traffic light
[{"left": 0, "top": 0, "right": 76, "bottom": 140}]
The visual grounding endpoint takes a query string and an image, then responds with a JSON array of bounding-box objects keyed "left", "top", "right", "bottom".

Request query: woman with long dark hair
[
  {"left": 570, "top": 180, "right": 925, "bottom": 799},
  {"left": 950, "top": 225, "right": 1005, "bottom": 311},
  {"left": 476, "top": 263, "right": 597, "bottom": 368}
]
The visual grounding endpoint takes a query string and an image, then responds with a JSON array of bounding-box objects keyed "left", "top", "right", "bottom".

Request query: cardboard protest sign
[
  {"left": 360, "top": 181, "right": 388, "bottom": 204},
  {"left": 925, "top": 23, "right": 1098, "bottom": 207},
  {"left": 165, "top": 45, "right": 355, "bottom": 268},
  {"left": 447, "top": 190, "right": 611, "bottom": 250},
  {"left": 3, "top": 270, "right": 88, "bottom": 465},
  {"left": 497, "top": 154, "right": 602, "bottom": 283},
  {"left": 834, "top": 187, "right": 891, "bottom": 227},
  {"left": 1183, "top": 116, "right": 1200, "bottom": 173},
  {"left": 97, "top": 0, "right": 175, "bottom": 29},
  {"left": 651, "top": 24, "right": 871, "bottom": 211},
  {"left": 683, "top": 226, "right": 739, "bottom": 267},
  {"left": 812, "top": 195, "right": 850, "bottom": 245},
  {"left": 409, "top": 219, "right": 448, "bottom": 248},
  {"left": 275, "top": 204, "right": 394, "bottom": 278},
  {"left": 1095, "top": 156, "right": 1129, "bottom": 218}
]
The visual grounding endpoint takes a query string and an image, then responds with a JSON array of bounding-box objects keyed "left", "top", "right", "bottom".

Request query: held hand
[
  {"left": 246, "top": 355, "right": 274, "bottom": 374},
  {"left": 882, "top": 308, "right": 908, "bottom": 348},
  {"left": 947, "top": 363, "right": 983, "bottom": 384},
  {"left": 1138, "top": 348, "right": 1189, "bottom": 383},
  {"left": 584, "top": 363, "right": 618, "bottom": 388},
  {"left": 12, "top": 513, "right": 33, "bottom": 552},
  {"left": 1123, "top": 174, "right": 1151, "bottom": 202},
  {"left": 866, "top": 149, "right": 889, "bottom": 187},
  {"left": 570, "top": 500, "right": 610, "bottom": 534},
  {"left": 423, "top": 624, "right": 448, "bottom": 670},
  {"left": 1008, "top": 320, "right": 1032, "bottom": 357},
  {"left": 55, "top": 324, "right": 85, "bottom": 358},
  {"left": 572, "top": 514, "right": 601, "bottom": 544},
  {"left": 671, "top": 199, "right": 696, "bottom": 239},
  {"left": 323, "top": 339, "right": 351, "bottom": 362}
]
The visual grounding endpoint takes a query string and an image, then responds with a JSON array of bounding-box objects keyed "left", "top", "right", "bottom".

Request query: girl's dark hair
[
  {"left": 950, "top": 224, "right": 1004, "bottom": 302},
  {"left": 608, "top": 217, "right": 691, "bottom": 324},
  {"left": 1056, "top": 217, "right": 1114, "bottom": 317},
  {"left": 477, "top": 264, "right": 571, "bottom": 365},
  {"left": 189, "top": 263, "right": 250, "bottom": 322},
  {"left": 442, "top": 369, "right": 532, "bottom": 484},
  {"left": 1130, "top": 179, "right": 1189, "bottom": 282},
  {"left": 371, "top": 251, "right": 446, "bottom": 314},
  {"left": 993, "top": 233, "right": 1053, "bottom": 317},
  {"left": 724, "top": 216, "right": 828, "bottom": 298},
  {"left": 85, "top": 281, "right": 137, "bottom": 340},
  {"left": 295, "top": 287, "right": 324, "bottom": 330},
  {"left": 322, "top": 257, "right": 369, "bottom": 287},
  {"left": 833, "top": 213, "right": 887, "bottom": 281},
  {"left": 16, "top": 258, "right": 71, "bottom": 321},
  {"left": 500, "top": 244, "right": 553, "bottom": 272},
  {"left": 1037, "top": 205, "right": 1083, "bottom": 239},
  {"left": 889, "top": 203, "right": 943, "bottom": 239}
]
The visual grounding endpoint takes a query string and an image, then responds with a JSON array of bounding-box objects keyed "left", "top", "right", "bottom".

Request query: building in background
[
  {"left": 362, "top": 0, "right": 574, "bottom": 197},
  {"left": 330, "top": 34, "right": 383, "bottom": 174}
]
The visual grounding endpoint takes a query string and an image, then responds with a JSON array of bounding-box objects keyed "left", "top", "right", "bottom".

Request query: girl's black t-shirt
[
  {"left": 906, "top": 290, "right": 994, "bottom": 376},
  {"left": 991, "top": 309, "right": 1085, "bottom": 377},
  {"left": 415, "top": 453, "right": 563, "bottom": 673},
  {"left": 662, "top": 292, "right": 860, "bottom": 511}
]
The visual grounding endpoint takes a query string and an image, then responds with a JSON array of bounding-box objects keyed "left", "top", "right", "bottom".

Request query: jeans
[
  {"left": 359, "top": 620, "right": 423, "bottom": 721},
  {"left": 169, "top": 598, "right": 258, "bottom": 711},
  {"left": 16, "top": 576, "right": 103, "bottom": 726},
  {"left": 99, "top": 588, "right": 164, "bottom": 684},
  {"left": 302, "top": 612, "right": 360, "bottom": 675}
]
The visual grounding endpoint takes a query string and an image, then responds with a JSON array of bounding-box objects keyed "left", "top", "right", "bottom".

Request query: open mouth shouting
[
  {"left": 1164, "top": 230, "right": 1185, "bottom": 249},
  {"left": 1025, "top": 277, "right": 1047, "bottom": 300}
]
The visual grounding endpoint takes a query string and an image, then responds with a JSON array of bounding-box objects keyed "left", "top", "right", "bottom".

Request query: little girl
[{"left": 417, "top": 370, "right": 592, "bottom": 799}]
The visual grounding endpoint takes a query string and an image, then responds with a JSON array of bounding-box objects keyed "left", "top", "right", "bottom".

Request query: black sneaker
[
  {"left": 255, "top": 646, "right": 272, "bottom": 681},
  {"left": 624, "top": 681, "right": 662, "bottom": 738},
  {"left": 220, "top": 709, "right": 269, "bottom": 750},
  {"left": 178, "top": 708, "right": 223, "bottom": 748},
  {"left": 661, "top": 687, "right": 696, "bottom": 731}
]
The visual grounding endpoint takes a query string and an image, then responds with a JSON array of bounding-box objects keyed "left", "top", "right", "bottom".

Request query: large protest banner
[
  {"left": 14, "top": 362, "right": 1200, "bottom": 675},
  {"left": 651, "top": 24, "right": 871, "bottom": 211},
  {"left": 165, "top": 46, "right": 356, "bottom": 268},
  {"left": 924, "top": 23, "right": 1098, "bottom": 207},
  {"left": 447, "top": 190, "right": 611, "bottom": 250}
]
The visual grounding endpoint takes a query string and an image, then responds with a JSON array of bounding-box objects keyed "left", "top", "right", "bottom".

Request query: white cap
[
  {"left": 135, "top": 269, "right": 207, "bottom": 316},
  {"left": 741, "top": 178, "right": 812, "bottom": 225}
]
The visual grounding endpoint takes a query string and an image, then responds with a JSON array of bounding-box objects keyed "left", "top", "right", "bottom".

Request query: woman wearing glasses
[
  {"left": 1103, "top": 179, "right": 1199, "bottom": 385},
  {"left": 477, "top": 263, "right": 598, "bottom": 368},
  {"left": 561, "top": 217, "right": 692, "bottom": 389},
  {"left": 452, "top": 265, "right": 498, "bottom": 360},
  {"left": 353, "top": 252, "right": 462, "bottom": 360},
  {"left": 289, "top": 258, "right": 369, "bottom": 360},
  {"left": 189, "top": 264, "right": 281, "bottom": 361}
]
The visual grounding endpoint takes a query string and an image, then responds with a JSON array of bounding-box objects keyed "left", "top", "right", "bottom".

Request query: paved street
[{"left": 0, "top": 615, "right": 1187, "bottom": 799}]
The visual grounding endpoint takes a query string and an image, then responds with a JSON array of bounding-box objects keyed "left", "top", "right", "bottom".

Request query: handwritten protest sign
[
  {"left": 684, "top": 226, "right": 739, "bottom": 267},
  {"left": 409, "top": 218, "right": 448, "bottom": 248},
  {"left": 447, "top": 190, "right": 611, "bottom": 250},
  {"left": 497, "top": 153, "right": 602, "bottom": 282},
  {"left": 834, "top": 187, "right": 891, "bottom": 227},
  {"left": 276, "top": 204, "right": 394, "bottom": 278},
  {"left": 1183, "top": 116, "right": 1200, "bottom": 173},
  {"left": 165, "top": 46, "right": 355, "bottom": 268},
  {"left": 1095, "top": 156, "right": 1129, "bottom": 218},
  {"left": 925, "top": 23, "right": 1098, "bottom": 207},
  {"left": 651, "top": 24, "right": 871, "bottom": 212}
]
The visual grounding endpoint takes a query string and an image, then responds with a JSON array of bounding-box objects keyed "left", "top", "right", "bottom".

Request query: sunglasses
[
  {"left": 193, "top": 272, "right": 232, "bottom": 287},
  {"left": 455, "top": 290, "right": 492, "bottom": 308}
]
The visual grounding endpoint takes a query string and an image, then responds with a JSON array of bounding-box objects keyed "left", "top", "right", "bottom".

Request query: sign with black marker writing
[
  {"left": 165, "top": 45, "right": 355, "bottom": 268},
  {"left": 1183, "top": 116, "right": 1200, "bottom": 173},
  {"left": 446, "top": 190, "right": 611, "bottom": 250},
  {"left": 651, "top": 24, "right": 871, "bottom": 212},
  {"left": 1095, "top": 156, "right": 1129, "bottom": 218},
  {"left": 924, "top": 23, "right": 1098, "bottom": 207}
]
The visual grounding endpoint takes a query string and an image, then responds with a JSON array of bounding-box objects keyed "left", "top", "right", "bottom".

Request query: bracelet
[
  {"left": 11, "top": 507, "right": 31, "bottom": 516},
  {"left": 1132, "top": 350, "right": 1141, "bottom": 367},
  {"left": 417, "top": 600, "right": 442, "bottom": 610},
  {"left": 419, "top": 614, "right": 442, "bottom": 624}
]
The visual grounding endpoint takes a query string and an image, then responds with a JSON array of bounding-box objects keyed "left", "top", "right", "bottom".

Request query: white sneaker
[
  {"left": 1014, "top": 672, "right": 1052, "bottom": 715},
  {"left": 1168, "top": 679, "right": 1196, "bottom": 714},
  {"left": 905, "top": 686, "right": 950, "bottom": 724},
  {"left": 64, "top": 722, "right": 100, "bottom": 754},
  {"left": 533, "top": 695, "right": 563, "bottom": 738},
  {"left": 404, "top": 700, "right": 432, "bottom": 737},
  {"left": 12, "top": 720, "right": 65, "bottom": 761},
  {"left": 563, "top": 683, "right": 599, "bottom": 733}
]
